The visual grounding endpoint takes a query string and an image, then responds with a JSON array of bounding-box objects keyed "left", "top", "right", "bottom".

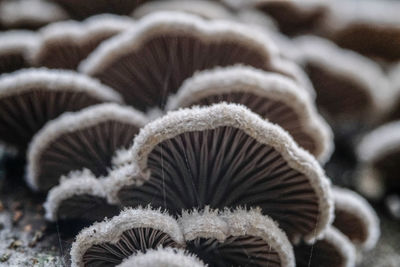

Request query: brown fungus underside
[
  {"left": 51, "top": 0, "right": 148, "bottom": 19},
  {"left": 82, "top": 227, "right": 180, "bottom": 267},
  {"left": 0, "top": 89, "right": 104, "bottom": 150},
  {"left": 117, "top": 126, "right": 319, "bottom": 239},
  {"left": 35, "top": 33, "right": 116, "bottom": 70},
  {"left": 305, "top": 62, "right": 373, "bottom": 123},
  {"left": 35, "top": 120, "right": 141, "bottom": 190},
  {"left": 0, "top": 51, "right": 30, "bottom": 74},
  {"left": 186, "top": 235, "right": 281, "bottom": 267},
  {"left": 90, "top": 34, "right": 270, "bottom": 111}
]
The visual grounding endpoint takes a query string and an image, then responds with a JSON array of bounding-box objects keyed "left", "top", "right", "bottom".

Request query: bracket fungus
[
  {"left": 117, "top": 248, "right": 206, "bottom": 267},
  {"left": 0, "top": 30, "right": 38, "bottom": 74},
  {"left": 79, "top": 11, "right": 312, "bottom": 112},
  {"left": 0, "top": 69, "right": 121, "bottom": 151},
  {"left": 332, "top": 186, "right": 380, "bottom": 251},
  {"left": 107, "top": 103, "right": 333, "bottom": 242},
  {"left": 356, "top": 121, "right": 400, "bottom": 200},
  {"left": 293, "top": 36, "right": 390, "bottom": 131},
  {"left": 30, "top": 15, "right": 135, "bottom": 70},
  {"left": 294, "top": 226, "right": 356, "bottom": 267},
  {"left": 167, "top": 65, "right": 332, "bottom": 162},
  {"left": 27, "top": 103, "right": 147, "bottom": 191},
  {"left": 0, "top": 0, "right": 68, "bottom": 30},
  {"left": 71, "top": 207, "right": 295, "bottom": 267}
]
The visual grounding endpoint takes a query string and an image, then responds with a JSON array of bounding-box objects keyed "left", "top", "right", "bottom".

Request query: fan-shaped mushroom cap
[
  {"left": 180, "top": 208, "right": 295, "bottom": 267},
  {"left": 44, "top": 169, "right": 119, "bottom": 222},
  {"left": 49, "top": 0, "right": 147, "bottom": 20},
  {"left": 293, "top": 36, "right": 390, "bottom": 129},
  {"left": 322, "top": 0, "right": 400, "bottom": 61},
  {"left": 30, "top": 15, "right": 135, "bottom": 70},
  {"left": 0, "top": 0, "right": 68, "bottom": 30},
  {"left": 117, "top": 247, "right": 206, "bottom": 267},
  {"left": 79, "top": 11, "right": 312, "bottom": 112},
  {"left": 228, "top": 0, "right": 329, "bottom": 36},
  {"left": 385, "top": 63, "right": 400, "bottom": 122},
  {"left": 71, "top": 207, "right": 184, "bottom": 267},
  {"left": 27, "top": 103, "right": 147, "bottom": 191},
  {"left": 133, "top": 0, "right": 234, "bottom": 20},
  {"left": 0, "top": 68, "right": 121, "bottom": 151},
  {"left": 294, "top": 226, "right": 356, "bottom": 267},
  {"left": 356, "top": 121, "right": 400, "bottom": 199},
  {"left": 167, "top": 65, "right": 332, "bottom": 162},
  {"left": 0, "top": 30, "right": 38, "bottom": 74},
  {"left": 108, "top": 103, "right": 333, "bottom": 242},
  {"left": 333, "top": 187, "right": 380, "bottom": 250}
]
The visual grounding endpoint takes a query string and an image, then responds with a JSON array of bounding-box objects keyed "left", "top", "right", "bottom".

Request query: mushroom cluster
[{"left": 0, "top": 0, "right": 397, "bottom": 266}]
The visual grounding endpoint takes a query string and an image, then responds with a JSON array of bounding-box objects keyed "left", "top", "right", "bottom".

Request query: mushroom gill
[
  {"left": 0, "top": 68, "right": 121, "bottom": 151},
  {"left": 27, "top": 103, "right": 147, "bottom": 191}
]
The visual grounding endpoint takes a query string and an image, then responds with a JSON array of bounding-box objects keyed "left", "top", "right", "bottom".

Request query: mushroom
[
  {"left": 356, "top": 121, "right": 400, "bottom": 201},
  {"left": 332, "top": 186, "right": 380, "bottom": 251},
  {"left": 383, "top": 63, "right": 400, "bottom": 122},
  {"left": 0, "top": 68, "right": 121, "bottom": 151},
  {"left": 70, "top": 207, "right": 186, "bottom": 267},
  {"left": 44, "top": 169, "right": 120, "bottom": 222},
  {"left": 292, "top": 35, "right": 390, "bottom": 132},
  {"left": 107, "top": 103, "right": 333, "bottom": 242},
  {"left": 0, "top": 0, "right": 68, "bottom": 30},
  {"left": 132, "top": 0, "right": 234, "bottom": 21},
  {"left": 49, "top": 0, "right": 149, "bottom": 20},
  {"left": 322, "top": 0, "right": 400, "bottom": 62},
  {"left": 117, "top": 247, "right": 206, "bottom": 267},
  {"left": 225, "top": 0, "right": 330, "bottom": 36},
  {"left": 294, "top": 226, "right": 356, "bottom": 267},
  {"left": 27, "top": 103, "right": 147, "bottom": 191},
  {"left": 30, "top": 14, "right": 135, "bottom": 70},
  {"left": 79, "top": 11, "right": 313, "bottom": 112},
  {"left": 0, "top": 30, "right": 38, "bottom": 74},
  {"left": 181, "top": 208, "right": 294, "bottom": 267},
  {"left": 70, "top": 207, "right": 295, "bottom": 267},
  {"left": 166, "top": 65, "right": 332, "bottom": 162}
]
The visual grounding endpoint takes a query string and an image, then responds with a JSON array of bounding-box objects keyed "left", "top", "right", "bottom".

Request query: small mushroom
[
  {"left": 294, "top": 226, "right": 356, "bottom": 267},
  {"left": 27, "top": 103, "right": 147, "bottom": 191},
  {"left": 79, "top": 11, "right": 312, "bottom": 112},
  {"left": 117, "top": 247, "right": 206, "bottom": 267},
  {"left": 332, "top": 186, "right": 380, "bottom": 250},
  {"left": 70, "top": 207, "right": 184, "bottom": 267},
  {"left": 49, "top": 0, "right": 148, "bottom": 20},
  {"left": 293, "top": 36, "right": 390, "bottom": 132},
  {"left": 0, "top": 0, "right": 68, "bottom": 30},
  {"left": 108, "top": 103, "right": 333, "bottom": 242},
  {"left": 0, "top": 68, "right": 121, "bottom": 151},
  {"left": 44, "top": 169, "right": 120, "bottom": 222},
  {"left": 356, "top": 120, "right": 400, "bottom": 200},
  {"left": 30, "top": 14, "right": 135, "bottom": 70},
  {"left": 133, "top": 0, "right": 234, "bottom": 21},
  {"left": 181, "top": 208, "right": 294, "bottom": 267},
  {"left": 167, "top": 65, "right": 332, "bottom": 162},
  {"left": 0, "top": 30, "right": 38, "bottom": 74}
]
